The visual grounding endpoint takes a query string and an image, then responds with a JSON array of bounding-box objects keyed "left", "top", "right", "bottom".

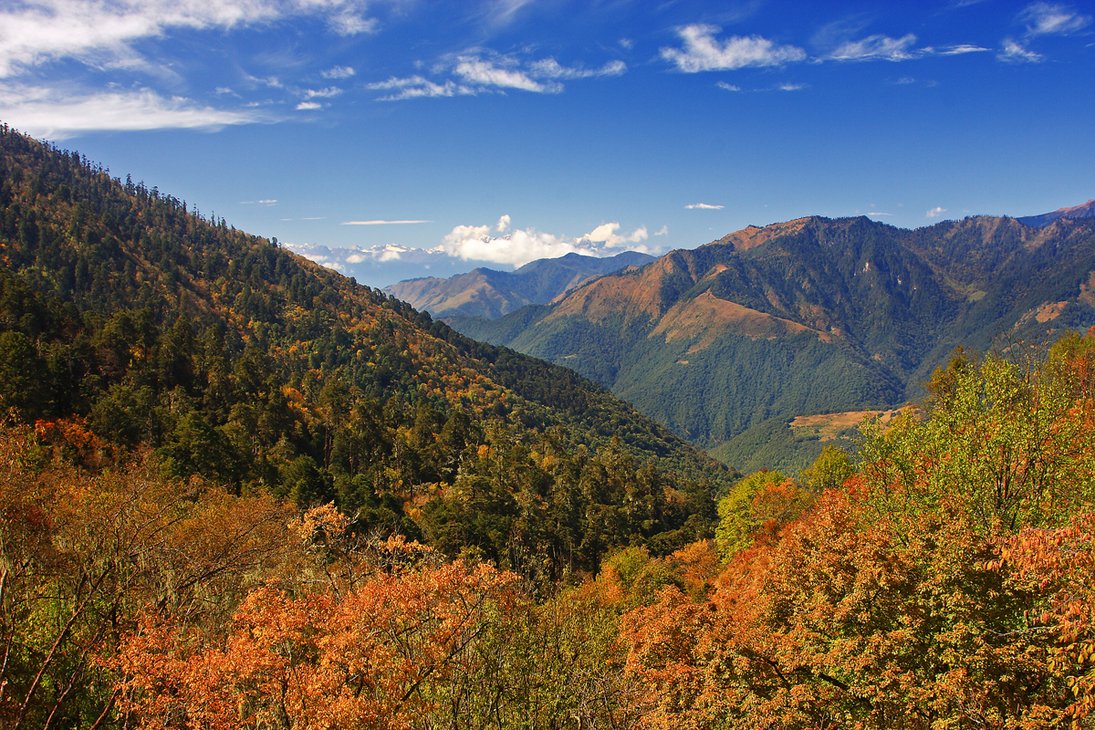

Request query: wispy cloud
[
  {"left": 993, "top": 4, "right": 1089, "bottom": 63},
  {"left": 304, "top": 86, "right": 343, "bottom": 99},
  {"left": 998, "top": 38, "right": 1044, "bottom": 62},
  {"left": 685, "top": 202, "right": 724, "bottom": 210},
  {"left": 368, "top": 51, "right": 626, "bottom": 101},
  {"left": 482, "top": 0, "right": 533, "bottom": 28},
  {"left": 778, "top": 82, "right": 806, "bottom": 91},
  {"left": 937, "top": 44, "right": 991, "bottom": 55},
  {"left": 321, "top": 65, "right": 356, "bottom": 80},
  {"left": 342, "top": 219, "right": 432, "bottom": 225},
  {"left": 241, "top": 198, "right": 278, "bottom": 206},
  {"left": 528, "top": 58, "right": 627, "bottom": 80},
  {"left": 0, "top": 0, "right": 378, "bottom": 79},
  {"left": 926, "top": 206, "right": 947, "bottom": 218},
  {"left": 829, "top": 34, "right": 919, "bottom": 61},
  {"left": 295, "top": 101, "right": 322, "bottom": 110},
  {"left": 661, "top": 25, "right": 806, "bottom": 72},
  {"left": 367, "top": 75, "right": 473, "bottom": 101},
  {"left": 0, "top": 84, "right": 263, "bottom": 139},
  {"left": 716, "top": 81, "right": 741, "bottom": 92},
  {"left": 454, "top": 55, "right": 559, "bottom": 93},
  {"left": 1019, "top": 2, "right": 1091, "bottom": 36}
]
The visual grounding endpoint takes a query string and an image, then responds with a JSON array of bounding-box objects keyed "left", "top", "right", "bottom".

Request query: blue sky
[{"left": 2, "top": 0, "right": 1093, "bottom": 287}]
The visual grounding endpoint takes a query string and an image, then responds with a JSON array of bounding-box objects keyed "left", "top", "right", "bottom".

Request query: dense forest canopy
[
  {"left": 0, "top": 123, "right": 731, "bottom": 583},
  {"left": 3, "top": 333, "right": 1095, "bottom": 727}
]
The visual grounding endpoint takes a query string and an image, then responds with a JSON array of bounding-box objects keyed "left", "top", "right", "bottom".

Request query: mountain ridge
[
  {"left": 454, "top": 211, "right": 1095, "bottom": 470},
  {"left": 385, "top": 250, "right": 654, "bottom": 319},
  {"left": 1017, "top": 198, "right": 1095, "bottom": 228}
]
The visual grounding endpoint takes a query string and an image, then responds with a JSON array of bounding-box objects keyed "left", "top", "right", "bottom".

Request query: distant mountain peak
[
  {"left": 385, "top": 249, "right": 655, "bottom": 320},
  {"left": 1018, "top": 199, "right": 1095, "bottom": 228},
  {"left": 711, "top": 216, "right": 819, "bottom": 252},
  {"left": 1057, "top": 199, "right": 1095, "bottom": 215}
]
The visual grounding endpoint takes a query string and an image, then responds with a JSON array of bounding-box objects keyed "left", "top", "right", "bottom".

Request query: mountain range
[
  {"left": 0, "top": 124, "right": 729, "bottom": 577},
  {"left": 385, "top": 250, "right": 654, "bottom": 319},
  {"left": 452, "top": 209, "right": 1095, "bottom": 470}
]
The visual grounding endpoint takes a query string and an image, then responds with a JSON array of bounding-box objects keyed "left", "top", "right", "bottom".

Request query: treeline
[
  {"left": 0, "top": 123, "right": 726, "bottom": 580},
  {"left": 4, "top": 332, "right": 1094, "bottom": 727}
]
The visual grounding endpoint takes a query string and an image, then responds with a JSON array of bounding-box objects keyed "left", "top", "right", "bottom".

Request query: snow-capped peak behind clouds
[
  {"left": 285, "top": 243, "right": 499, "bottom": 288},
  {"left": 287, "top": 215, "right": 659, "bottom": 288}
]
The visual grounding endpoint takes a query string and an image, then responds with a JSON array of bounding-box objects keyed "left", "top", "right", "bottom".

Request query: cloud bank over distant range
[
  {"left": 287, "top": 214, "right": 663, "bottom": 287},
  {"left": 438, "top": 214, "right": 652, "bottom": 267}
]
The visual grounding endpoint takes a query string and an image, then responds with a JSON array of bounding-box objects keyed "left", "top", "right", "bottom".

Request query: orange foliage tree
[
  {"left": 621, "top": 332, "right": 1095, "bottom": 728},
  {"left": 0, "top": 423, "right": 292, "bottom": 728},
  {"left": 111, "top": 556, "right": 520, "bottom": 729}
]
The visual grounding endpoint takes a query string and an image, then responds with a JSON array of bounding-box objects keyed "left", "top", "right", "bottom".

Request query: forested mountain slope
[
  {"left": 385, "top": 250, "right": 654, "bottom": 320},
  {"left": 0, "top": 124, "right": 730, "bottom": 578},
  {"left": 456, "top": 213, "right": 1095, "bottom": 469}
]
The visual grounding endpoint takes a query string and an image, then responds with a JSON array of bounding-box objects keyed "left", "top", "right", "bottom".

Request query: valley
[{"left": 435, "top": 209, "right": 1095, "bottom": 469}]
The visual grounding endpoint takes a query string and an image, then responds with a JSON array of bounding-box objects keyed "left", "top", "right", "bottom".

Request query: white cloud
[
  {"left": 367, "top": 75, "right": 473, "bottom": 101},
  {"left": 342, "top": 219, "right": 432, "bottom": 225},
  {"left": 685, "top": 202, "right": 724, "bottom": 210},
  {"left": 453, "top": 56, "right": 560, "bottom": 93},
  {"left": 245, "top": 74, "right": 284, "bottom": 89},
  {"left": 998, "top": 38, "right": 1044, "bottom": 62},
  {"left": 829, "top": 34, "right": 919, "bottom": 61},
  {"left": 0, "top": 84, "right": 263, "bottom": 139},
  {"left": 328, "top": 11, "right": 377, "bottom": 36},
  {"left": 295, "top": 101, "right": 322, "bottom": 110},
  {"left": 661, "top": 25, "right": 806, "bottom": 72},
  {"left": 528, "top": 57, "right": 627, "bottom": 80},
  {"left": 937, "top": 44, "right": 991, "bottom": 55},
  {"left": 437, "top": 216, "right": 651, "bottom": 266},
  {"left": 926, "top": 206, "right": 947, "bottom": 218},
  {"left": 439, "top": 223, "right": 568, "bottom": 265},
  {"left": 304, "top": 86, "right": 342, "bottom": 99},
  {"left": 654, "top": 225, "right": 669, "bottom": 237},
  {"left": 321, "top": 65, "right": 356, "bottom": 79},
  {"left": 0, "top": 0, "right": 378, "bottom": 78},
  {"left": 241, "top": 198, "right": 278, "bottom": 206},
  {"left": 778, "top": 82, "right": 806, "bottom": 91},
  {"left": 496, "top": 214, "right": 511, "bottom": 233},
  {"left": 583, "top": 222, "right": 648, "bottom": 248},
  {"left": 376, "top": 245, "right": 406, "bottom": 262},
  {"left": 716, "top": 81, "right": 741, "bottom": 92},
  {"left": 368, "top": 51, "right": 625, "bottom": 101},
  {"left": 1019, "top": 2, "right": 1091, "bottom": 35}
]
